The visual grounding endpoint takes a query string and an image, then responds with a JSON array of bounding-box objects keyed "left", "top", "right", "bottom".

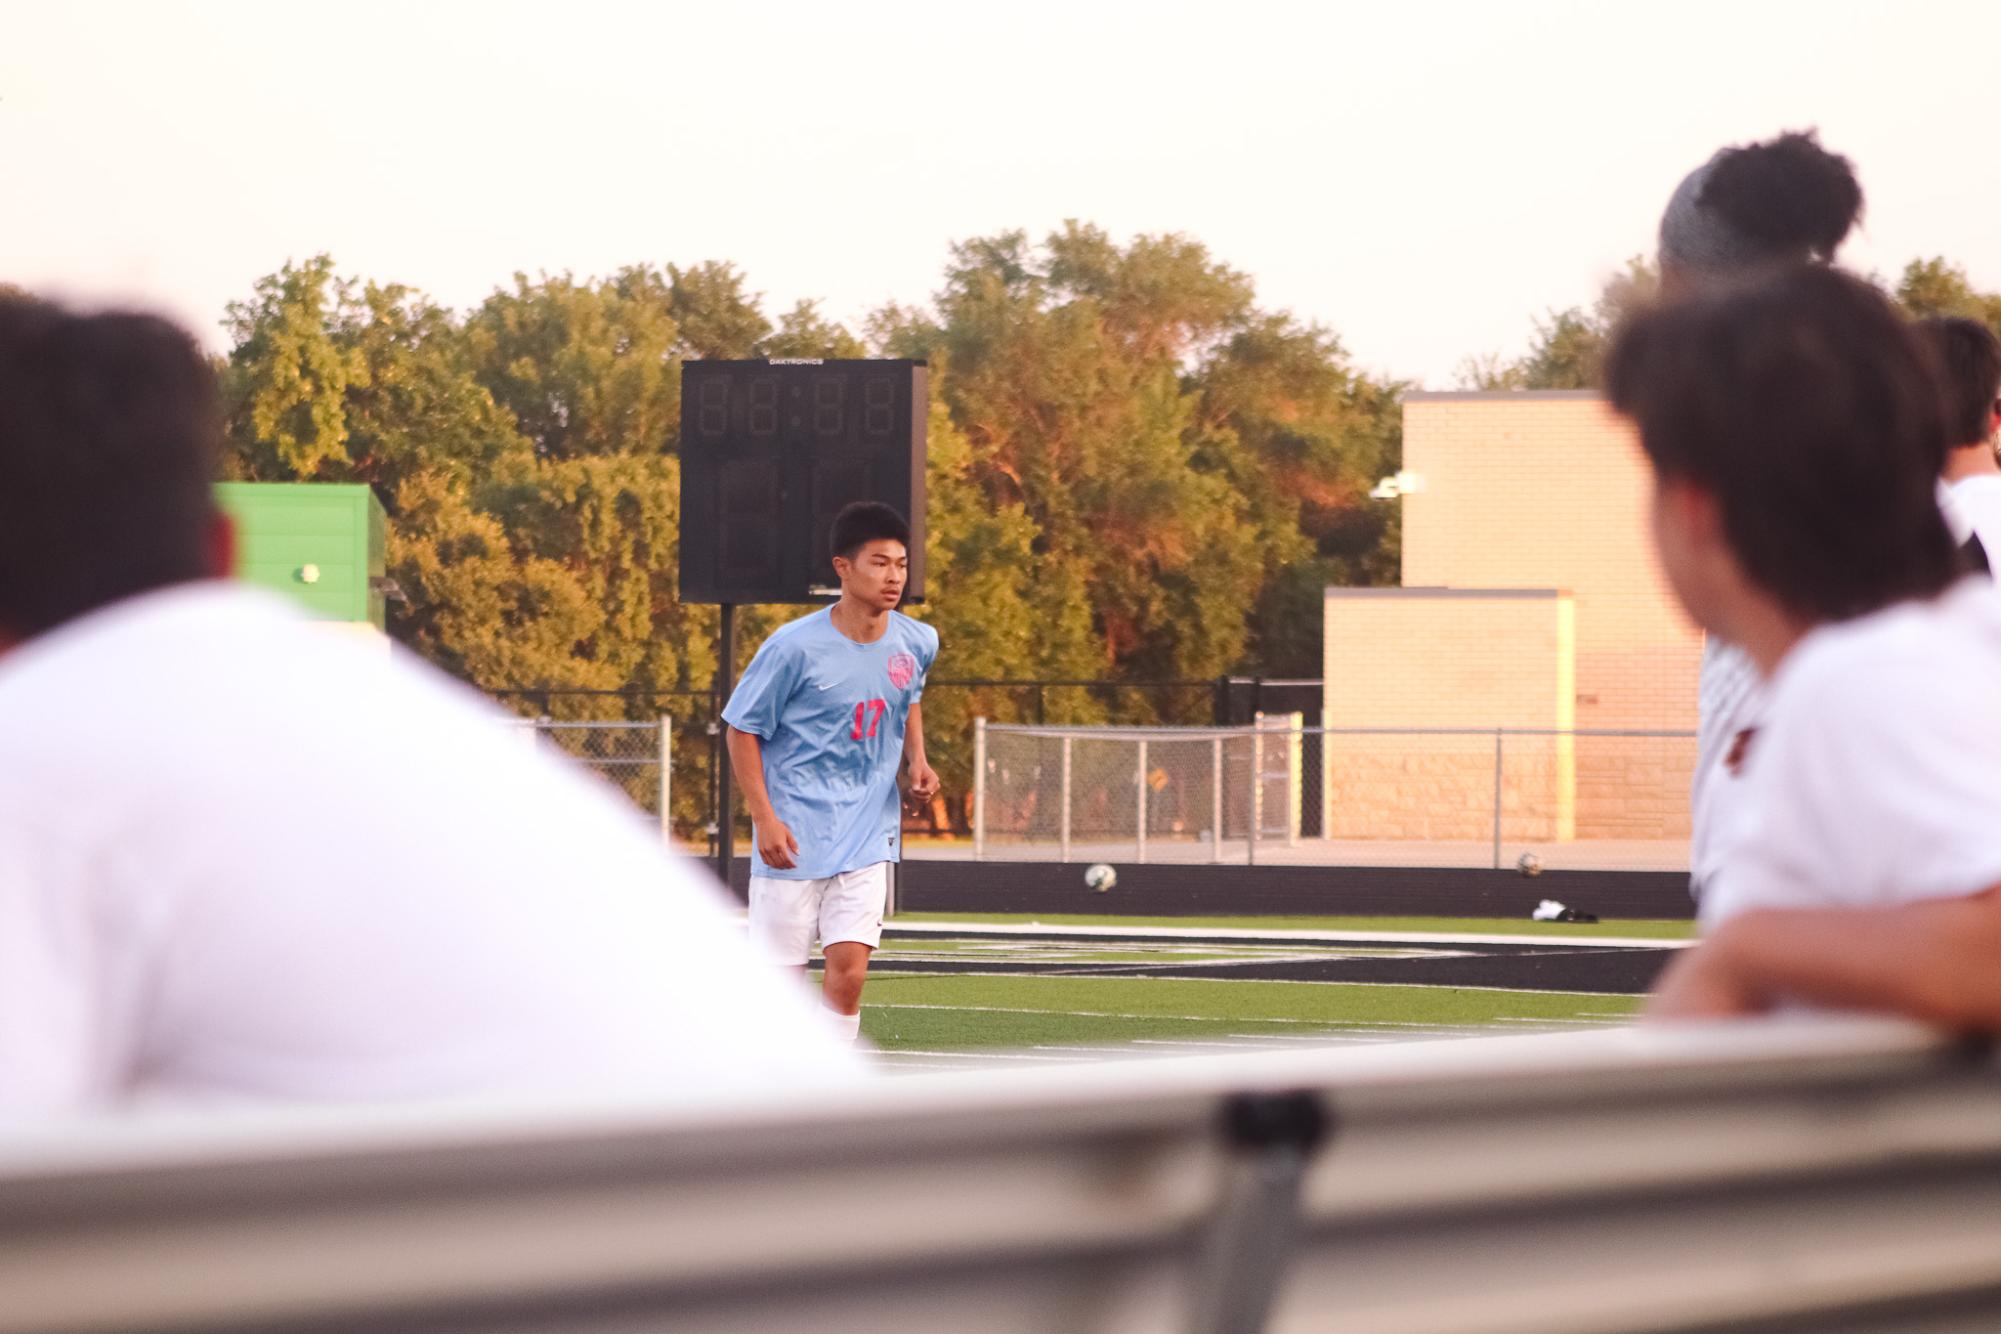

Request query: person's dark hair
[
  {"left": 1606, "top": 265, "right": 1959, "bottom": 623},
  {"left": 1915, "top": 316, "right": 2001, "bottom": 448},
  {"left": 830, "top": 501, "right": 910, "bottom": 562},
  {"left": 1660, "top": 131, "right": 1863, "bottom": 278},
  {"left": 0, "top": 297, "right": 224, "bottom": 638}
]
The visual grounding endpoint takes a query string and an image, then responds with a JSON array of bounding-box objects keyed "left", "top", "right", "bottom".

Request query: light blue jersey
[{"left": 722, "top": 609, "right": 939, "bottom": 880}]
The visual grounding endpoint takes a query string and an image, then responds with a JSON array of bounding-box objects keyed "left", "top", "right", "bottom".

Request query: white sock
[{"left": 823, "top": 1008, "right": 862, "bottom": 1042}]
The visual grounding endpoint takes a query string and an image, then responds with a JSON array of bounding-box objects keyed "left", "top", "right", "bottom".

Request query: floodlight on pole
[{"left": 1369, "top": 470, "right": 1427, "bottom": 502}]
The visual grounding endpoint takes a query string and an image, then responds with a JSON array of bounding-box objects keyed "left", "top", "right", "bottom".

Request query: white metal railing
[{"left": 1, "top": 1019, "right": 1995, "bottom": 1333}]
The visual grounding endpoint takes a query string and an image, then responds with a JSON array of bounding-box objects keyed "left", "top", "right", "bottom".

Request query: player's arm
[
  {"left": 725, "top": 726, "right": 800, "bottom": 871},
  {"left": 1647, "top": 887, "right": 2001, "bottom": 1027},
  {"left": 902, "top": 701, "right": 939, "bottom": 811},
  {"left": 720, "top": 638, "right": 806, "bottom": 872}
]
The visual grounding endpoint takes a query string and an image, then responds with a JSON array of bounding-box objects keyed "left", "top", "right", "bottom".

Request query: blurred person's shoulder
[
  {"left": 1776, "top": 580, "right": 2001, "bottom": 707},
  {"left": 0, "top": 581, "right": 315, "bottom": 742},
  {"left": 1950, "top": 475, "right": 2001, "bottom": 549}
]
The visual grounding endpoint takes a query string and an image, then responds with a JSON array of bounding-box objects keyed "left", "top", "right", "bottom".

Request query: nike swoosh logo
[{"left": 815, "top": 680, "right": 838, "bottom": 691}]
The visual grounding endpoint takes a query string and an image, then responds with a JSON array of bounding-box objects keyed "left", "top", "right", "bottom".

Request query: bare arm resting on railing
[
  {"left": 726, "top": 726, "right": 799, "bottom": 871},
  {"left": 1648, "top": 887, "right": 2001, "bottom": 1027}
]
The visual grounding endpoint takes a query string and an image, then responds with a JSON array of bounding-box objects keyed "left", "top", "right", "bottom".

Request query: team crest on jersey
[{"left": 887, "top": 651, "right": 918, "bottom": 691}]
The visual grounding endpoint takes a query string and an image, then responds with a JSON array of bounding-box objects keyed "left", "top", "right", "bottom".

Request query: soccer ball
[
  {"left": 1085, "top": 863, "right": 1117, "bottom": 893},
  {"left": 1516, "top": 851, "right": 1543, "bottom": 877}
]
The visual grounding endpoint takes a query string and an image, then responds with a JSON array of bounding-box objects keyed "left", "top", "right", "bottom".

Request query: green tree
[
  {"left": 1895, "top": 257, "right": 2001, "bottom": 331},
  {"left": 215, "top": 229, "right": 1412, "bottom": 832},
  {"left": 668, "top": 261, "right": 772, "bottom": 360},
  {"left": 220, "top": 256, "right": 369, "bottom": 478},
  {"left": 1464, "top": 256, "right": 1659, "bottom": 391},
  {"left": 763, "top": 300, "right": 867, "bottom": 359}
]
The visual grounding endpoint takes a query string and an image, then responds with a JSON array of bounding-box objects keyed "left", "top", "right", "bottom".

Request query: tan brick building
[{"left": 1323, "top": 391, "right": 1702, "bottom": 847}]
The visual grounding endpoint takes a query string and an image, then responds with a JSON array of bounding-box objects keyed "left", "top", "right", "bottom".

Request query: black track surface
[{"left": 722, "top": 857, "right": 1699, "bottom": 920}]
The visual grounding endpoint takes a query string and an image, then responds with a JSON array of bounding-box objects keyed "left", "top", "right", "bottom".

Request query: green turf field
[{"left": 813, "top": 913, "right": 1665, "bottom": 1070}]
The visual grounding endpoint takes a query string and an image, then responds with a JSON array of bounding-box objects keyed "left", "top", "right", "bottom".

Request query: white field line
[
  {"left": 873, "top": 1048, "right": 1101, "bottom": 1062},
  {"left": 887, "top": 920, "right": 1691, "bottom": 951},
  {"left": 866, "top": 973, "right": 1647, "bottom": 998},
  {"left": 1490, "top": 1016, "right": 1633, "bottom": 1026},
  {"left": 866, "top": 1002, "right": 1460, "bottom": 1026},
  {"left": 1031, "top": 952, "right": 1462, "bottom": 976},
  {"left": 882, "top": 949, "right": 1438, "bottom": 962},
  {"left": 1130, "top": 1037, "right": 1296, "bottom": 1051},
  {"left": 889, "top": 943, "right": 1433, "bottom": 958},
  {"left": 866, "top": 1003, "right": 1549, "bottom": 1041},
  {"left": 1030, "top": 1045, "right": 1146, "bottom": 1055},
  {"left": 1217, "top": 1032, "right": 1433, "bottom": 1044}
]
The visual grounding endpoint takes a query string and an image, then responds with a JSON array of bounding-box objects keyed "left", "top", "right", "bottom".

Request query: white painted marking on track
[{"left": 887, "top": 920, "right": 1691, "bottom": 951}]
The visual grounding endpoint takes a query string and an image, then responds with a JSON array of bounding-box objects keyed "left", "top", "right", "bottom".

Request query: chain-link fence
[
  {"left": 505, "top": 717, "right": 678, "bottom": 847},
  {"left": 487, "top": 679, "right": 1235, "bottom": 853},
  {"left": 486, "top": 684, "right": 1696, "bottom": 873},
  {"left": 967, "top": 720, "right": 1698, "bottom": 872}
]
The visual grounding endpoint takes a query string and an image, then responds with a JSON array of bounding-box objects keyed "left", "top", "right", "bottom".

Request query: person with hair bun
[
  {"left": 1658, "top": 130, "right": 1864, "bottom": 288},
  {"left": 1659, "top": 131, "right": 1868, "bottom": 905}
]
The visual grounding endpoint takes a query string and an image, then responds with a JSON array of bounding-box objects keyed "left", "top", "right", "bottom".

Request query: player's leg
[
  {"left": 821, "top": 942, "right": 872, "bottom": 1020},
  {"left": 817, "top": 863, "right": 889, "bottom": 1038},
  {"left": 746, "top": 875, "right": 818, "bottom": 973}
]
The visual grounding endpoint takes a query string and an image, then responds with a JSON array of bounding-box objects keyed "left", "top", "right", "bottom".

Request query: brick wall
[
  {"left": 1322, "top": 591, "right": 1575, "bottom": 841},
  {"left": 1323, "top": 392, "right": 1702, "bottom": 841}
]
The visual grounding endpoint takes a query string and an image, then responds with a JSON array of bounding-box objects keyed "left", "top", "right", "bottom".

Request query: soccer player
[
  {"left": 1917, "top": 316, "right": 2001, "bottom": 566},
  {"left": 723, "top": 502, "right": 940, "bottom": 1041},
  {"left": 1654, "top": 131, "right": 1867, "bottom": 902},
  {"left": 0, "top": 296, "right": 861, "bottom": 1115},
  {"left": 1606, "top": 266, "right": 2001, "bottom": 1018}
]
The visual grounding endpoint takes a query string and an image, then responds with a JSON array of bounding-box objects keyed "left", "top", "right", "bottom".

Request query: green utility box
[{"left": 214, "top": 483, "right": 388, "bottom": 628}]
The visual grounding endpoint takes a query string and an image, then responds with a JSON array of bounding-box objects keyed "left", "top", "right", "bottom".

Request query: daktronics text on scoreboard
[{"left": 677, "top": 359, "right": 927, "bottom": 606}]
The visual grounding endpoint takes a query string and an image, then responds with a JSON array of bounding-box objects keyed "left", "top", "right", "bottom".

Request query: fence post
[
  {"left": 1211, "top": 733, "right": 1224, "bottom": 865},
  {"left": 658, "top": 715, "right": 673, "bottom": 852},
  {"left": 1060, "top": 735, "right": 1073, "bottom": 863},
  {"left": 1286, "top": 714, "right": 1303, "bottom": 848},
  {"left": 973, "top": 717, "right": 988, "bottom": 862},
  {"left": 1249, "top": 725, "right": 1263, "bottom": 867},
  {"left": 1136, "top": 737, "right": 1149, "bottom": 865},
  {"left": 1492, "top": 729, "right": 1504, "bottom": 871}
]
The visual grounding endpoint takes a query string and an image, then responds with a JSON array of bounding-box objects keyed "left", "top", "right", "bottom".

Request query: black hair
[
  {"left": 1606, "top": 265, "right": 1959, "bottom": 623},
  {"left": 0, "top": 297, "right": 224, "bottom": 639},
  {"left": 1915, "top": 316, "right": 2001, "bottom": 448},
  {"left": 830, "top": 501, "right": 910, "bottom": 562},
  {"left": 1699, "top": 130, "right": 1864, "bottom": 263}
]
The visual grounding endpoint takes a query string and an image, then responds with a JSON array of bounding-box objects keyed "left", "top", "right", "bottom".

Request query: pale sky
[{"left": 5, "top": 0, "right": 2001, "bottom": 388}]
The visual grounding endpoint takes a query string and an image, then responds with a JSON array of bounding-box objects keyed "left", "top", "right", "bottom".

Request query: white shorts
[{"left": 747, "top": 863, "right": 889, "bottom": 966}]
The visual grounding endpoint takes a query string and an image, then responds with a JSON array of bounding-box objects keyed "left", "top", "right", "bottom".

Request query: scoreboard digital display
[{"left": 677, "top": 359, "right": 927, "bottom": 605}]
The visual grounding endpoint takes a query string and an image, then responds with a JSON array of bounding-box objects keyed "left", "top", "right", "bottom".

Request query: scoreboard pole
[{"left": 716, "top": 602, "right": 737, "bottom": 890}]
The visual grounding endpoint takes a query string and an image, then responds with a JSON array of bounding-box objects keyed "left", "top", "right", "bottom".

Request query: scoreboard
[{"left": 678, "top": 359, "right": 927, "bottom": 605}]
